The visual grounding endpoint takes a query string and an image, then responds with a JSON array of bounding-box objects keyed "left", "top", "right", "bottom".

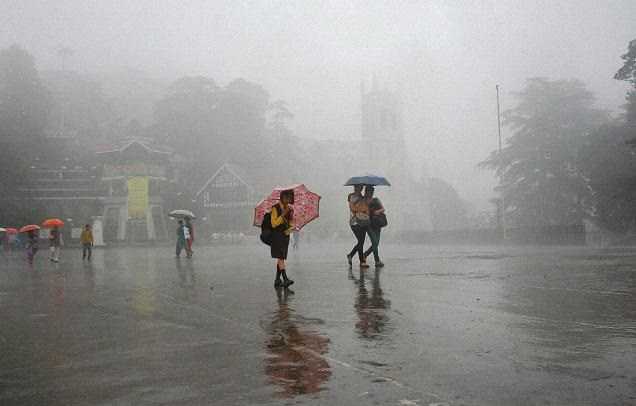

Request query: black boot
[
  {"left": 274, "top": 266, "right": 283, "bottom": 288},
  {"left": 281, "top": 270, "right": 294, "bottom": 287}
]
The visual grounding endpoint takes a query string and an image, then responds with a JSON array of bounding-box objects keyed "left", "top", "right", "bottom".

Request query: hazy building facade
[
  {"left": 97, "top": 139, "right": 172, "bottom": 242},
  {"left": 360, "top": 79, "right": 431, "bottom": 232}
]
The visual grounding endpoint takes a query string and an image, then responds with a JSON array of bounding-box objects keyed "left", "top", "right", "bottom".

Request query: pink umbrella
[{"left": 253, "top": 184, "right": 321, "bottom": 231}]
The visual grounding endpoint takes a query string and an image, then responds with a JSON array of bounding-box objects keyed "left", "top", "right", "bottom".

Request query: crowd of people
[
  {"left": 1, "top": 224, "right": 94, "bottom": 265},
  {"left": 6, "top": 185, "right": 387, "bottom": 288}
]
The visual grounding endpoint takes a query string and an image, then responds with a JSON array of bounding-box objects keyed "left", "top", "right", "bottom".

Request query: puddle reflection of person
[
  {"left": 175, "top": 257, "right": 196, "bottom": 297},
  {"left": 264, "top": 288, "right": 331, "bottom": 398},
  {"left": 352, "top": 268, "right": 391, "bottom": 339}
]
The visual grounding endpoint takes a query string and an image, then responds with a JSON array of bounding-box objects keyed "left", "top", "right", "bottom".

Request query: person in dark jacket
[
  {"left": 26, "top": 230, "right": 38, "bottom": 264},
  {"left": 363, "top": 186, "right": 385, "bottom": 268},
  {"left": 271, "top": 189, "right": 295, "bottom": 288},
  {"left": 175, "top": 220, "right": 186, "bottom": 258}
]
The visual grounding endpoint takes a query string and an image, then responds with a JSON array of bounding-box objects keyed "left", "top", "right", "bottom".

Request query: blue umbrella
[{"left": 344, "top": 175, "right": 391, "bottom": 186}]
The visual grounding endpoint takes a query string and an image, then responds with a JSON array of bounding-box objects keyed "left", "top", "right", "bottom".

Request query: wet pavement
[{"left": 1, "top": 243, "right": 635, "bottom": 405}]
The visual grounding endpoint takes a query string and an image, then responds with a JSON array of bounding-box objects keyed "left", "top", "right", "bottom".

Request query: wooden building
[{"left": 195, "top": 163, "right": 256, "bottom": 234}]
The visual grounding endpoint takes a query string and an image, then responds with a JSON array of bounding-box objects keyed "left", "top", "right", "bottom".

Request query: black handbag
[{"left": 371, "top": 213, "right": 388, "bottom": 228}]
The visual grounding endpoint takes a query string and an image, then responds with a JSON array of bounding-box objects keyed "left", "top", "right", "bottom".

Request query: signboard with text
[{"left": 127, "top": 177, "right": 149, "bottom": 219}]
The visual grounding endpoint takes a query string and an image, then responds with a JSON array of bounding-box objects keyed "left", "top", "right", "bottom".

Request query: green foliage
[
  {"left": 0, "top": 45, "right": 50, "bottom": 201},
  {"left": 41, "top": 70, "right": 118, "bottom": 143},
  {"left": 152, "top": 75, "right": 301, "bottom": 192},
  {"left": 0, "top": 45, "right": 50, "bottom": 139},
  {"left": 614, "top": 39, "right": 636, "bottom": 124},
  {"left": 480, "top": 78, "right": 608, "bottom": 227},
  {"left": 580, "top": 124, "right": 636, "bottom": 233}
]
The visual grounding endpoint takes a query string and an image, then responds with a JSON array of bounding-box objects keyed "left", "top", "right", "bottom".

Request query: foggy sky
[{"left": 3, "top": 0, "right": 635, "bottom": 210}]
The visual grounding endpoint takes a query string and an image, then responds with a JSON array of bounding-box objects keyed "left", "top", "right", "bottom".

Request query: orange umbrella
[
  {"left": 42, "top": 218, "right": 64, "bottom": 228},
  {"left": 19, "top": 225, "right": 40, "bottom": 233}
]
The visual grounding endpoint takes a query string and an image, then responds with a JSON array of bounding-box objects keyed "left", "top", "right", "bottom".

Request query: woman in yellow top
[
  {"left": 271, "top": 189, "right": 295, "bottom": 288},
  {"left": 80, "top": 224, "right": 94, "bottom": 261}
]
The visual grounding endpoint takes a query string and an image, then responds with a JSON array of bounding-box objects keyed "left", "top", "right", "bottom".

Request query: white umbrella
[{"left": 169, "top": 209, "right": 196, "bottom": 219}]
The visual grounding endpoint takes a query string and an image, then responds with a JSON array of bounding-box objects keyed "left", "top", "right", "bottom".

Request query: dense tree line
[
  {"left": 482, "top": 39, "right": 636, "bottom": 235},
  {"left": 0, "top": 44, "right": 307, "bottom": 224}
]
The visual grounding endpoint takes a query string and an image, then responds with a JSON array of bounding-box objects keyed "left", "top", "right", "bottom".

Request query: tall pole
[{"left": 496, "top": 85, "right": 506, "bottom": 240}]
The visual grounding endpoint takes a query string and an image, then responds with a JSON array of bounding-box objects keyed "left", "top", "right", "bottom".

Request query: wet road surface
[{"left": 1, "top": 243, "right": 635, "bottom": 405}]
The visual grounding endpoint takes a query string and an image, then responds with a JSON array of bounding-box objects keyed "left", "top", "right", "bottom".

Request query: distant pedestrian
[
  {"left": 346, "top": 184, "right": 370, "bottom": 269},
  {"left": 363, "top": 186, "right": 385, "bottom": 268},
  {"left": 185, "top": 217, "right": 194, "bottom": 258},
  {"left": 48, "top": 226, "right": 62, "bottom": 263},
  {"left": 25, "top": 230, "right": 38, "bottom": 264},
  {"left": 175, "top": 220, "right": 187, "bottom": 258},
  {"left": 1, "top": 231, "right": 8, "bottom": 254},
  {"left": 292, "top": 230, "right": 300, "bottom": 250},
  {"left": 80, "top": 224, "right": 94, "bottom": 260},
  {"left": 271, "top": 189, "right": 295, "bottom": 288}
]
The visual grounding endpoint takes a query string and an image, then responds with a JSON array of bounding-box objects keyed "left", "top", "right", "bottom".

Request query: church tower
[
  {"left": 360, "top": 77, "right": 431, "bottom": 232},
  {"left": 360, "top": 78, "right": 407, "bottom": 179}
]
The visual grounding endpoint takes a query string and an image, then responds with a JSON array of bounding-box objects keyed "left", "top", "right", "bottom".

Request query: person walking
[
  {"left": 346, "top": 184, "right": 370, "bottom": 269},
  {"left": 175, "top": 220, "right": 187, "bottom": 258},
  {"left": 292, "top": 229, "right": 300, "bottom": 250},
  {"left": 48, "top": 226, "right": 62, "bottom": 263},
  {"left": 363, "top": 186, "right": 385, "bottom": 268},
  {"left": 80, "top": 224, "right": 94, "bottom": 261},
  {"left": 25, "top": 230, "right": 38, "bottom": 264},
  {"left": 184, "top": 217, "right": 194, "bottom": 258},
  {"left": 271, "top": 189, "right": 295, "bottom": 288}
]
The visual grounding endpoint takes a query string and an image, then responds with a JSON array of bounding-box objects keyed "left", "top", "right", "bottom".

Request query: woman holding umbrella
[
  {"left": 271, "top": 189, "right": 295, "bottom": 288},
  {"left": 346, "top": 184, "right": 370, "bottom": 269},
  {"left": 254, "top": 184, "right": 320, "bottom": 287},
  {"left": 42, "top": 219, "right": 64, "bottom": 263},
  {"left": 48, "top": 227, "right": 63, "bottom": 263},
  {"left": 20, "top": 225, "right": 40, "bottom": 264},
  {"left": 344, "top": 175, "right": 390, "bottom": 269},
  {"left": 363, "top": 186, "right": 385, "bottom": 268}
]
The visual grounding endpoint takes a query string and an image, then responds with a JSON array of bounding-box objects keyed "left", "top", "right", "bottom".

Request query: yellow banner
[{"left": 128, "top": 177, "right": 149, "bottom": 219}]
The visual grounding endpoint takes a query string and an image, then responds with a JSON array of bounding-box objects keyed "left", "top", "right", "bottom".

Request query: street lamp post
[{"left": 496, "top": 85, "right": 506, "bottom": 240}]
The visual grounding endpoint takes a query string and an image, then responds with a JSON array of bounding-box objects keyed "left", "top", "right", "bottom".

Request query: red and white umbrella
[
  {"left": 253, "top": 184, "right": 321, "bottom": 231},
  {"left": 19, "top": 225, "right": 41, "bottom": 233}
]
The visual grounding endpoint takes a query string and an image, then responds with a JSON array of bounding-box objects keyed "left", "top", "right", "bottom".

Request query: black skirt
[{"left": 270, "top": 230, "right": 290, "bottom": 259}]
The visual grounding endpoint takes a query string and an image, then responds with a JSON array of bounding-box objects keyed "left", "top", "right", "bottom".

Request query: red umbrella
[
  {"left": 3, "top": 227, "right": 18, "bottom": 234},
  {"left": 19, "top": 225, "right": 41, "bottom": 233},
  {"left": 253, "top": 184, "right": 321, "bottom": 231},
  {"left": 42, "top": 218, "right": 65, "bottom": 228}
]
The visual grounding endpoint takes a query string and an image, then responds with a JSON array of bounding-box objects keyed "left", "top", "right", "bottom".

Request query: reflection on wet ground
[
  {"left": 263, "top": 288, "right": 331, "bottom": 397},
  {"left": 0, "top": 244, "right": 635, "bottom": 405},
  {"left": 350, "top": 268, "right": 392, "bottom": 340}
]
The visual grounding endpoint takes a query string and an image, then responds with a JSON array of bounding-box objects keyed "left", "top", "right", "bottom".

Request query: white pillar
[{"left": 92, "top": 217, "right": 105, "bottom": 246}]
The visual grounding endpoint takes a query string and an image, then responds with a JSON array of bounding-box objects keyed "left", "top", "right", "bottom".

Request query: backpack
[{"left": 260, "top": 211, "right": 273, "bottom": 245}]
